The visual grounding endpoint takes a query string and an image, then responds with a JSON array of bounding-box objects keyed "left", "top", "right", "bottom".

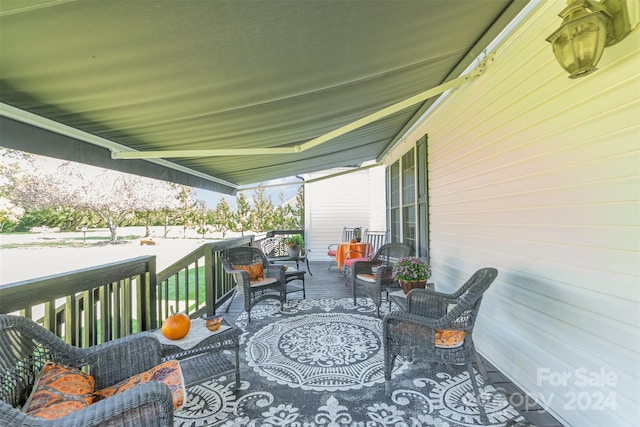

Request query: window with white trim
[{"left": 386, "top": 135, "right": 429, "bottom": 259}]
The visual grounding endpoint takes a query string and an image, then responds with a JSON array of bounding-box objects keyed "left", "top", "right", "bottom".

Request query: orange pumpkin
[{"left": 161, "top": 306, "right": 191, "bottom": 340}]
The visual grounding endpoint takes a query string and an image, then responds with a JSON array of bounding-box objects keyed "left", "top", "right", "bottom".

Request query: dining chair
[
  {"left": 382, "top": 267, "right": 499, "bottom": 424},
  {"left": 327, "top": 226, "right": 361, "bottom": 270},
  {"left": 342, "top": 229, "right": 387, "bottom": 283},
  {"left": 351, "top": 242, "right": 414, "bottom": 316}
]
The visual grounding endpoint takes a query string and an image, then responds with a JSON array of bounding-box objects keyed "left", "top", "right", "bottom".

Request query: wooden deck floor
[{"left": 221, "top": 260, "right": 564, "bottom": 427}]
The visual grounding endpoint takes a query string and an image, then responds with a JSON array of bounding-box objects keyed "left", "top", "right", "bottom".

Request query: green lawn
[{"left": 160, "top": 266, "right": 208, "bottom": 312}]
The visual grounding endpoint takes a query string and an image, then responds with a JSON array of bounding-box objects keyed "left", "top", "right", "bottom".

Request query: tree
[
  {"left": 250, "top": 186, "right": 277, "bottom": 231},
  {"left": 2, "top": 149, "right": 307, "bottom": 238},
  {"left": 133, "top": 181, "right": 182, "bottom": 237},
  {"left": 267, "top": 193, "right": 283, "bottom": 230},
  {"left": 0, "top": 148, "right": 30, "bottom": 187},
  {"left": 0, "top": 197, "right": 24, "bottom": 232},
  {"left": 232, "top": 192, "right": 252, "bottom": 235},
  {"left": 10, "top": 162, "right": 184, "bottom": 241},
  {"left": 289, "top": 186, "right": 305, "bottom": 228},
  {"left": 210, "top": 198, "right": 234, "bottom": 238},
  {"left": 193, "top": 200, "right": 210, "bottom": 238},
  {"left": 173, "top": 186, "right": 200, "bottom": 238},
  {"left": 273, "top": 186, "right": 304, "bottom": 230}
]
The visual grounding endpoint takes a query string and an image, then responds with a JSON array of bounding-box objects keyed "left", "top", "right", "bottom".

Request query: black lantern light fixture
[{"left": 546, "top": 0, "right": 636, "bottom": 79}]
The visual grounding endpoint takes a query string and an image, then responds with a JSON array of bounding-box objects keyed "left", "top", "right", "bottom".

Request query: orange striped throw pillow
[{"left": 23, "top": 362, "right": 95, "bottom": 420}]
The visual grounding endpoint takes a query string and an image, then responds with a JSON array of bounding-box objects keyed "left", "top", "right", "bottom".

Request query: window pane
[
  {"left": 402, "top": 151, "right": 415, "bottom": 205},
  {"left": 390, "top": 162, "right": 400, "bottom": 207},
  {"left": 417, "top": 136, "right": 429, "bottom": 260},
  {"left": 418, "top": 203, "right": 428, "bottom": 259},
  {"left": 403, "top": 205, "right": 416, "bottom": 249},
  {"left": 417, "top": 138, "right": 427, "bottom": 199},
  {"left": 391, "top": 208, "right": 401, "bottom": 242}
]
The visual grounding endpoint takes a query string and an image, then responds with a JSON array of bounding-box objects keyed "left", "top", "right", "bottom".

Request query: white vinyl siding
[
  {"left": 386, "top": 2, "right": 639, "bottom": 426},
  {"left": 304, "top": 167, "right": 386, "bottom": 261}
]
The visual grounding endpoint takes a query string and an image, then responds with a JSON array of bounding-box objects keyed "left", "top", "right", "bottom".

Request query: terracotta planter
[{"left": 400, "top": 280, "right": 427, "bottom": 295}]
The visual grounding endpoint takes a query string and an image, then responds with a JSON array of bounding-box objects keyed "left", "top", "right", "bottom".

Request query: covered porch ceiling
[{"left": 0, "top": 0, "right": 529, "bottom": 194}]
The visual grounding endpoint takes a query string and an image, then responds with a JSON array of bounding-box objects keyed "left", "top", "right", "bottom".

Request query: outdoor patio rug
[{"left": 174, "top": 298, "right": 524, "bottom": 427}]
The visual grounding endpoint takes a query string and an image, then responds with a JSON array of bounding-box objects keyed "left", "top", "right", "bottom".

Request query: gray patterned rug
[{"left": 174, "top": 298, "right": 524, "bottom": 426}]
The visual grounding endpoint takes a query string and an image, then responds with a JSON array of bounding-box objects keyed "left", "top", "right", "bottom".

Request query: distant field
[
  {"left": 0, "top": 226, "right": 262, "bottom": 285},
  {"left": 0, "top": 235, "right": 142, "bottom": 249},
  {"left": 0, "top": 228, "right": 214, "bottom": 285}
]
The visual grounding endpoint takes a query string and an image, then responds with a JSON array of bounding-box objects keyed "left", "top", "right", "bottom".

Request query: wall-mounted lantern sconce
[{"left": 546, "top": 0, "right": 636, "bottom": 79}]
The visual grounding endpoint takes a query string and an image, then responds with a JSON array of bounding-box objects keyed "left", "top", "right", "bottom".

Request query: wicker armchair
[
  {"left": 351, "top": 242, "right": 414, "bottom": 316},
  {"left": 220, "top": 246, "right": 286, "bottom": 322},
  {"left": 342, "top": 229, "right": 387, "bottom": 284},
  {"left": 383, "top": 267, "right": 498, "bottom": 424},
  {"left": 0, "top": 314, "right": 173, "bottom": 427},
  {"left": 260, "top": 235, "right": 312, "bottom": 275}
]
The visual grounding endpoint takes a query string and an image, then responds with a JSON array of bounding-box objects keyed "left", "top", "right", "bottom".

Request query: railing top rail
[
  {"left": 0, "top": 255, "right": 156, "bottom": 314},
  {"left": 156, "top": 236, "right": 254, "bottom": 283},
  {"left": 0, "top": 235, "right": 257, "bottom": 316},
  {"left": 266, "top": 230, "right": 303, "bottom": 237}
]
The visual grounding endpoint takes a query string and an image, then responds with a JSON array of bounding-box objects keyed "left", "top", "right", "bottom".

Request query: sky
[{"left": 195, "top": 179, "right": 301, "bottom": 209}]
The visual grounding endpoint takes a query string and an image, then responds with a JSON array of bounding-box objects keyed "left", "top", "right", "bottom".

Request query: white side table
[{"left": 156, "top": 317, "right": 241, "bottom": 390}]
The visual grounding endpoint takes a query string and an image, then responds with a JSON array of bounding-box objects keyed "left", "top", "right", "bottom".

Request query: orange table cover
[{"left": 335, "top": 242, "right": 371, "bottom": 269}]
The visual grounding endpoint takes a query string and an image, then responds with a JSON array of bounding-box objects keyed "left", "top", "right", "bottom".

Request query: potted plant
[
  {"left": 391, "top": 257, "right": 432, "bottom": 294},
  {"left": 284, "top": 234, "right": 304, "bottom": 258}
]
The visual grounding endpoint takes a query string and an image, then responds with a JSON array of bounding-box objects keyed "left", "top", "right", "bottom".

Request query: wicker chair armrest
[
  {"left": 399, "top": 296, "right": 470, "bottom": 330},
  {"left": 383, "top": 311, "right": 464, "bottom": 353},
  {"left": 220, "top": 260, "right": 240, "bottom": 276},
  {"left": 438, "top": 297, "right": 482, "bottom": 328},
  {"left": 0, "top": 381, "right": 173, "bottom": 427},
  {"left": 352, "top": 260, "right": 380, "bottom": 275},
  {"left": 264, "top": 264, "right": 286, "bottom": 284},
  {"left": 221, "top": 262, "right": 251, "bottom": 286},
  {"left": 1, "top": 315, "right": 85, "bottom": 366},
  {"left": 405, "top": 288, "right": 449, "bottom": 318},
  {"left": 264, "top": 264, "right": 281, "bottom": 274},
  {"left": 407, "top": 288, "right": 456, "bottom": 318},
  {"left": 383, "top": 308, "right": 453, "bottom": 329},
  {"left": 79, "top": 381, "right": 174, "bottom": 427},
  {"left": 83, "top": 332, "right": 162, "bottom": 388},
  {"left": 375, "top": 265, "right": 396, "bottom": 287},
  {"left": 407, "top": 287, "right": 455, "bottom": 300}
]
